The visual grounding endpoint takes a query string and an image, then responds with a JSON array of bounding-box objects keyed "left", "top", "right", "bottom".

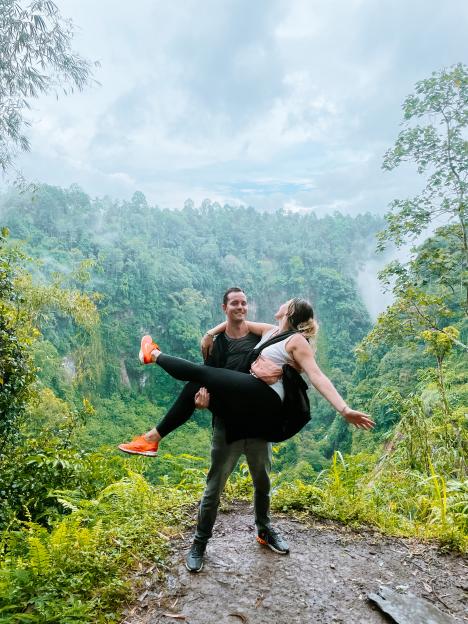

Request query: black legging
[
  {"left": 156, "top": 381, "right": 201, "bottom": 438},
  {"left": 156, "top": 353, "right": 282, "bottom": 440}
]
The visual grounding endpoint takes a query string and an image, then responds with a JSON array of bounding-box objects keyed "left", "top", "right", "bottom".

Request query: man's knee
[
  {"left": 203, "top": 464, "right": 234, "bottom": 497},
  {"left": 246, "top": 442, "right": 271, "bottom": 473}
]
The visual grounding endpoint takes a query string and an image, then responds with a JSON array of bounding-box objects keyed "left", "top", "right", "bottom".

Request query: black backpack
[{"left": 245, "top": 330, "right": 311, "bottom": 442}]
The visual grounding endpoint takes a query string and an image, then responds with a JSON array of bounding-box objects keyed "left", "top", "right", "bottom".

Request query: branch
[{"left": 411, "top": 302, "right": 468, "bottom": 351}]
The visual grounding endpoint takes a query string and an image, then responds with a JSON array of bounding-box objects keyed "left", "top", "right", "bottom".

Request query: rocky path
[{"left": 123, "top": 502, "right": 467, "bottom": 624}]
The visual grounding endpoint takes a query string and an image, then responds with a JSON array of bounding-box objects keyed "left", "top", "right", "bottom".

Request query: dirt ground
[{"left": 123, "top": 502, "right": 467, "bottom": 624}]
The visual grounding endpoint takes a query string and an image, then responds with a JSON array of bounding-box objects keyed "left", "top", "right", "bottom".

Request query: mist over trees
[{"left": 0, "top": 186, "right": 381, "bottom": 399}]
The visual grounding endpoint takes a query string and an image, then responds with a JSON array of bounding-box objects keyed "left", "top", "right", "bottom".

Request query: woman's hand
[
  {"left": 341, "top": 407, "right": 375, "bottom": 430},
  {"left": 200, "top": 321, "right": 228, "bottom": 358},
  {"left": 201, "top": 334, "right": 214, "bottom": 359}
]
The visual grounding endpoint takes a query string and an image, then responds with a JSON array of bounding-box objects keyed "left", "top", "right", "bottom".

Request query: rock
[{"left": 368, "top": 586, "right": 456, "bottom": 624}]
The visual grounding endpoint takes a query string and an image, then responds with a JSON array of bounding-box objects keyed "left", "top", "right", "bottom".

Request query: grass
[{"left": 269, "top": 452, "right": 467, "bottom": 552}]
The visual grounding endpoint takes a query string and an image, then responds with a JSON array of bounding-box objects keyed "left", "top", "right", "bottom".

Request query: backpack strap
[
  {"left": 242, "top": 329, "right": 297, "bottom": 371},
  {"left": 252, "top": 329, "right": 298, "bottom": 356}
]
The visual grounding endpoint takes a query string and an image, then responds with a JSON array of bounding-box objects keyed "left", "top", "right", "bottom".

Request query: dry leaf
[{"left": 228, "top": 613, "right": 248, "bottom": 623}]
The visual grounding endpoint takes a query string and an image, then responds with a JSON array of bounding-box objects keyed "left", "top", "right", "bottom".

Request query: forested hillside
[{"left": 0, "top": 186, "right": 381, "bottom": 471}]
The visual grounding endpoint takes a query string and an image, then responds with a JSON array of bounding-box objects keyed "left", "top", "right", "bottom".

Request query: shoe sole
[
  {"left": 256, "top": 536, "right": 289, "bottom": 555},
  {"left": 118, "top": 445, "right": 158, "bottom": 457},
  {"left": 185, "top": 561, "right": 203, "bottom": 573}
]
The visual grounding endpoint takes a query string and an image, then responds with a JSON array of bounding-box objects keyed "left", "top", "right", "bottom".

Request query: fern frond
[{"left": 27, "top": 536, "right": 50, "bottom": 574}]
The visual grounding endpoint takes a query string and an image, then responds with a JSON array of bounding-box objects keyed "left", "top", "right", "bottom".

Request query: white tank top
[{"left": 253, "top": 329, "right": 296, "bottom": 400}]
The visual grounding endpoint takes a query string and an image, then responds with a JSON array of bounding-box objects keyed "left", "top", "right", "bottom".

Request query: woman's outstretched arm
[
  {"left": 287, "top": 335, "right": 375, "bottom": 430},
  {"left": 245, "top": 321, "right": 276, "bottom": 336}
]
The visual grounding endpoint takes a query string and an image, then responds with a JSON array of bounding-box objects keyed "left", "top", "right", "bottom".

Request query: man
[
  {"left": 185, "top": 287, "right": 289, "bottom": 572},
  {"left": 119, "top": 287, "right": 289, "bottom": 572}
]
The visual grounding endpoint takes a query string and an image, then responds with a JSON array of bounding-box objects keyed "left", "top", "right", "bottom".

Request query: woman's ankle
[
  {"left": 151, "top": 349, "right": 161, "bottom": 363},
  {"left": 144, "top": 428, "right": 161, "bottom": 442}
]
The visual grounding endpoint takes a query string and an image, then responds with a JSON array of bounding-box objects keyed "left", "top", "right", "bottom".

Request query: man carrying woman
[{"left": 119, "top": 289, "right": 374, "bottom": 571}]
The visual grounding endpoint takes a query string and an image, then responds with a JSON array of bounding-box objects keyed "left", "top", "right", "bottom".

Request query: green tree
[
  {"left": 0, "top": 0, "right": 96, "bottom": 175},
  {"left": 0, "top": 228, "right": 99, "bottom": 444},
  {"left": 371, "top": 65, "right": 468, "bottom": 355},
  {"left": 378, "top": 63, "right": 467, "bottom": 313},
  {"left": 0, "top": 227, "right": 34, "bottom": 450}
]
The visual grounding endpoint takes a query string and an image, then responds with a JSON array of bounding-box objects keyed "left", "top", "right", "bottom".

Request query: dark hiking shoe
[
  {"left": 256, "top": 528, "right": 289, "bottom": 554},
  {"left": 185, "top": 541, "right": 206, "bottom": 572}
]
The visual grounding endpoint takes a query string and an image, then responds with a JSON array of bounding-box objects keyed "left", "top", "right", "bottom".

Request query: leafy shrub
[
  {"left": 272, "top": 450, "right": 467, "bottom": 552},
  {"left": 0, "top": 470, "right": 199, "bottom": 623}
]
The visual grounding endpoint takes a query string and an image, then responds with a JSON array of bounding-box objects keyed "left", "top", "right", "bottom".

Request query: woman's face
[{"left": 274, "top": 299, "right": 292, "bottom": 322}]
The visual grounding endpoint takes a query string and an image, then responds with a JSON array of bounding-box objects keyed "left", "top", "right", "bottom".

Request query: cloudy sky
[{"left": 16, "top": 0, "right": 468, "bottom": 214}]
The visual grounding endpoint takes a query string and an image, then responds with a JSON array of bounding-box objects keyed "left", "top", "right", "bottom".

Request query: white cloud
[
  {"left": 13, "top": 0, "right": 468, "bottom": 213},
  {"left": 283, "top": 199, "right": 314, "bottom": 214}
]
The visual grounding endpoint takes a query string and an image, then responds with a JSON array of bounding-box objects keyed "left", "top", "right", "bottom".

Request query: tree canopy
[
  {"left": 0, "top": 0, "right": 95, "bottom": 175},
  {"left": 369, "top": 64, "right": 468, "bottom": 359}
]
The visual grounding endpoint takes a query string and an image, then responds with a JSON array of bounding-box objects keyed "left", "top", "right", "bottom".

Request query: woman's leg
[
  {"left": 156, "top": 353, "right": 283, "bottom": 432},
  {"left": 118, "top": 381, "right": 203, "bottom": 456},
  {"left": 157, "top": 353, "right": 269, "bottom": 406},
  {"left": 156, "top": 381, "right": 201, "bottom": 438}
]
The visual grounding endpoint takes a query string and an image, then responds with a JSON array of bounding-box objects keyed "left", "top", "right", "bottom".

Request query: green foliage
[
  {"left": 329, "top": 65, "right": 468, "bottom": 553},
  {"left": 355, "top": 65, "right": 467, "bottom": 456},
  {"left": 421, "top": 325, "right": 459, "bottom": 360},
  {"left": 0, "top": 229, "right": 35, "bottom": 448},
  {"left": 16, "top": 271, "right": 100, "bottom": 332},
  {"left": 364, "top": 67, "right": 468, "bottom": 427},
  {"left": 0, "top": 229, "right": 101, "bottom": 534},
  {"left": 0, "top": 0, "right": 95, "bottom": 175},
  {"left": 0, "top": 470, "right": 199, "bottom": 623},
  {"left": 359, "top": 231, "right": 467, "bottom": 361},
  {"left": 272, "top": 449, "right": 467, "bottom": 552},
  {"left": 379, "top": 63, "right": 467, "bottom": 253}
]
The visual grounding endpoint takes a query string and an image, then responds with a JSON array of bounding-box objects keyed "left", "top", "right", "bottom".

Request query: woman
[{"left": 118, "top": 298, "right": 374, "bottom": 456}]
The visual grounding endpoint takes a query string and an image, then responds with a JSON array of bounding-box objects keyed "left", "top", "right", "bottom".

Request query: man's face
[{"left": 223, "top": 291, "right": 248, "bottom": 322}]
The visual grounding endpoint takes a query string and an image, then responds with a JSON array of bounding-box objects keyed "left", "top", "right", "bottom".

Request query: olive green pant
[{"left": 194, "top": 419, "right": 272, "bottom": 545}]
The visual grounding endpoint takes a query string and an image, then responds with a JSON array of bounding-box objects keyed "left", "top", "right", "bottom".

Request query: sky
[{"left": 14, "top": 0, "right": 467, "bottom": 217}]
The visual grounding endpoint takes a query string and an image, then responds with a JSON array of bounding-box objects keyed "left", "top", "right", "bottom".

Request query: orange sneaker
[
  {"left": 118, "top": 435, "right": 159, "bottom": 457},
  {"left": 140, "top": 335, "right": 160, "bottom": 364}
]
